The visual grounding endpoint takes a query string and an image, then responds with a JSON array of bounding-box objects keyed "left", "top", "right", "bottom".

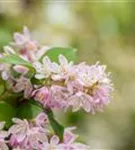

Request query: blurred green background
[{"left": 0, "top": 0, "right": 135, "bottom": 149}]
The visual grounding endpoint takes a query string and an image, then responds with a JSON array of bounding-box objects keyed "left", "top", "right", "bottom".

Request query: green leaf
[
  {"left": 17, "top": 100, "right": 43, "bottom": 120},
  {"left": 0, "top": 54, "right": 35, "bottom": 78},
  {"left": 0, "top": 54, "right": 34, "bottom": 69},
  {"left": 31, "top": 77, "right": 44, "bottom": 85},
  {"left": 0, "top": 79, "right": 5, "bottom": 96},
  {"left": 10, "top": 67, "right": 21, "bottom": 78},
  {"left": 0, "top": 101, "right": 16, "bottom": 127},
  {"left": 41, "top": 47, "right": 77, "bottom": 62},
  {"left": 0, "top": 84, "right": 5, "bottom": 95},
  {"left": 44, "top": 108, "right": 64, "bottom": 141},
  {"left": 1, "top": 92, "right": 22, "bottom": 107},
  {"left": 0, "top": 54, "right": 28, "bottom": 65}
]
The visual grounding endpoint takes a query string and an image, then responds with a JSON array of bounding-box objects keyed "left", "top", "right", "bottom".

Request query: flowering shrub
[{"left": 0, "top": 27, "right": 113, "bottom": 150}]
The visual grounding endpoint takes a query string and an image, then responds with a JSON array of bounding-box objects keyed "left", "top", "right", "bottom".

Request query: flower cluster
[
  {"left": 1, "top": 27, "right": 113, "bottom": 113},
  {"left": 0, "top": 27, "right": 114, "bottom": 149},
  {"left": 33, "top": 56, "right": 113, "bottom": 114},
  {"left": 0, "top": 113, "right": 88, "bottom": 150}
]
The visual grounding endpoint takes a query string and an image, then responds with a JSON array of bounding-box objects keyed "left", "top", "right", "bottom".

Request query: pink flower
[
  {"left": 66, "top": 62, "right": 113, "bottom": 113},
  {"left": 40, "top": 127, "right": 89, "bottom": 150},
  {"left": 33, "top": 86, "right": 70, "bottom": 109},
  {"left": 58, "top": 127, "right": 89, "bottom": 150},
  {"left": 9, "top": 118, "right": 48, "bottom": 149},
  {"left": 35, "top": 112, "right": 49, "bottom": 127},
  {"left": 9, "top": 118, "right": 29, "bottom": 143},
  {"left": 13, "top": 65, "right": 29, "bottom": 75},
  {"left": 0, "top": 122, "right": 9, "bottom": 150},
  {"left": 13, "top": 147, "right": 25, "bottom": 150},
  {"left": 12, "top": 76, "right": 33, "bottom": 98},
  {"left": 33, "top": 87, "right": 52, "bottom": 108},
  {"left": 11, "top": 27, "right": 50, "bottom": 62},
  {"left": 12, "top": 26, "right": 37, "bottom": 50},
  {"left": 40, "top": 135, "right": 60, "bottom": 150},
  {"left": 50, "top": 85, "right": 70, "bottom": 109},
  {"left": 20, "top": 46, "right": 50, "bottom": 62},
  {"left": 22, "top": 127, "right": 47, "bottom": 149},
  {"left": 67, "top": 92, "right": 92, "bottom": 113}
]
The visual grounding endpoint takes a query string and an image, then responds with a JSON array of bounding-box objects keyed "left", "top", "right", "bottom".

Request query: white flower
[
  {"left": 34, "top": 46, "right": 50, "bottom": 61},
  {"left": 13, "top": 26, "right": 31, "bottom": 47},
  {"left": 33, "top": 56, "right": 53, "bottom": 79},
  {"left": 4, "top": 46, "right": 16, "bottom": 55},
  {"left": 51, "top": 54, "right": 75, "bottom": 81},
  {"left": 77, "top": 62, "right": 111, "bottom": 87},
  {"left": 33, "top": 54, "right": 75, "bottom": 82}
]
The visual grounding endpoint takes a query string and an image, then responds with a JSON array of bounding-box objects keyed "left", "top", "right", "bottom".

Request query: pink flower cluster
[
  {"left": 9, "top": 26, "right": 49, "bottom": 62},
  {"left": 0, "top": 113, "right": 88, "bottom": 150},
  {"left": 32, "top": 57, "right": 113, "bottom": 114},
  {"left": 0, "top": 27, "right": 114, "bottom": 149},
  {"left": 0, "top": 27, "right": 113, "bottom": 114}
]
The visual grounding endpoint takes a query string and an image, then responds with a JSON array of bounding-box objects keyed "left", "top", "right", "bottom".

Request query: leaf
[
  {"left": 31, "top": 77, "right": 44, "bottom": 85},
  {"left": 0, "top": 79, "right": 5, "bottom": 96},
  {"left": 0, "top": 54, "right": 35, "bottom": 78},
  {"left": 40, "top": 47, "right": 77, "bottom": 62},
  {"left": 1, "top": 92, "right": 22, "bottom": 107},
  {"left": 0, "top": 84, "right": 5, "bottom": 95},
  {"left": 10, "top": 67, "right": 21, "bottom": 78},
  {"left": 17, "top": 100, "right": 43, "bottom": 120},
  {"left": 44, "top": 108, "right": 64, "bottom": 141},
  {"left": 0, "top": 54, "right": 34, "bottom": 69},
  {"left": 0, "top": 101, "right": 16, "bottom": 128}
]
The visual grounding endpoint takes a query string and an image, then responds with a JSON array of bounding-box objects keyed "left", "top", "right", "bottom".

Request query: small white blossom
[
  {"left": 52, "top": 54, "right": 74, "bottom": 81},
  {"left": 33, "top": 56, "right": 53, "bottom": 79}
]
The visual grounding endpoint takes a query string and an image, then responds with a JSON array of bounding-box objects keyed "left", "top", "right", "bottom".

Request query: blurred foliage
[{"left": 0, "top": 0, "right": 135, "bottom": 149}]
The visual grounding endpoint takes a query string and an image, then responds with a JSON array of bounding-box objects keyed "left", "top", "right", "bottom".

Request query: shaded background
[{"left": 0, "top": 0, "right": 135, "bottom": 149}]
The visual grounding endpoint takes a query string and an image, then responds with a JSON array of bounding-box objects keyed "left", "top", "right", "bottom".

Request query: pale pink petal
[
  {"left": 0, "top": 122, "right": 5, "bottom": 130},
  {"left": 59, "top": 54, "right": 68, "bottom": 66},
  {"left": 50, "top": 135, "right": 60, "bottom": 145},
  {"left": 4, "top": 46, "right": 15, "bottom": 54},
  {"left": 13, "top": 65, "right": 29, "bottom": 74}
]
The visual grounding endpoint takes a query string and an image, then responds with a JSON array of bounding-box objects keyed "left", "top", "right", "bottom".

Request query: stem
[{"left": 44, "top": 107, "right": 64, "bottom": 141}]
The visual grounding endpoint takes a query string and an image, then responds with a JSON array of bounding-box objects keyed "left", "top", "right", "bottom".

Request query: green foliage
[
  {"left": 31, "top": 77, "right": 44, "bottom": 85},
  {"left": 45, "top": 108, "right": 64, "bottom": 141},
  {"left": 1, "top": 93, "right": 22, "bottom": 107},
  {"left": 0, "top": 54, "right": 35, "bottom": 78},
  {"left": 16, "top": 100, "right": 43, "bottom": 120},
  {"left": 0, "top": 79, "right": 5, "bottom": 96},
  {"left": 0, "top": 54, "right": 35, "bottom": 72},
  {"left": 0, "top": 54, "right": 29, "bottom": 66},
  {"left": 0, "top": 101, "right": 16, "bottom": 127},
  {"left": 41, "top": 47, "right": 77, "bottom": 62},
  {"left": 0, "top": 84, "right": 5, "bottom": 96}
]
